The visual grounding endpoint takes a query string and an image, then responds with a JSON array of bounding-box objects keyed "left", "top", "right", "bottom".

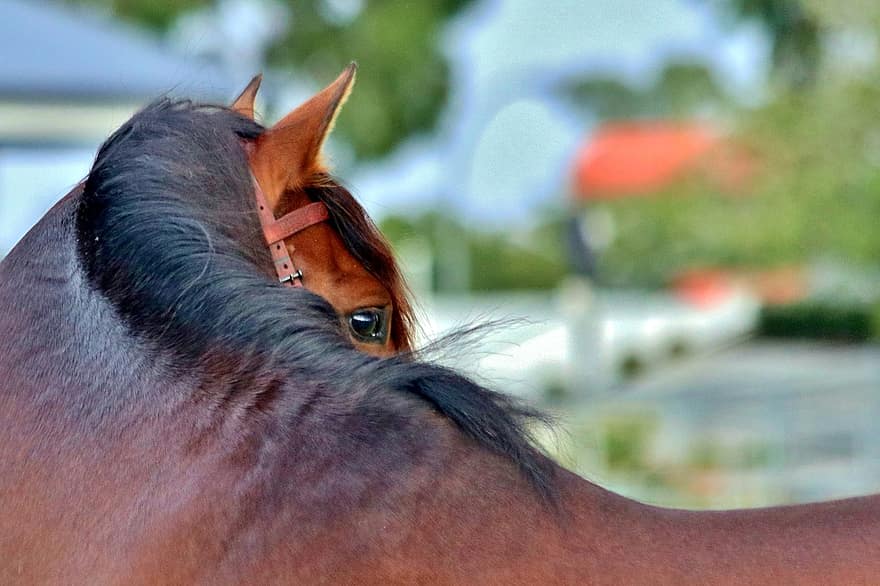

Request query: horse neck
[
  {"left": 0, "top": 189, "right": 283, "bottom": 582},
  {"left": 547, "top": 468, "right": 880, "bottom": 584},
  {"left": 0, "top": 188, "right": 173, "bottom": 412}
]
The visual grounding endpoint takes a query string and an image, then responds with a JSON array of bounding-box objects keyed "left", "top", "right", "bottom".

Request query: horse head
[{"left": 230, "top": 65, "right": 414, "bottom": 356}]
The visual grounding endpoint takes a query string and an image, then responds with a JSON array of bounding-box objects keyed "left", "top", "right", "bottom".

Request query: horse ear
[
  {"left": 231, "top": 74, "right": 263, "bottom": 119},
  {"left": 250, "top": 63, "right": 356, "bottom": 209}
]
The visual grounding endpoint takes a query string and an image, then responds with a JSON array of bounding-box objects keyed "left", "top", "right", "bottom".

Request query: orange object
[
  {"left": 572, "top": 121, "right": 754, "bottom": 199},
  {"left": 671, "top": 269, "right": 734, "bottom": 308}
]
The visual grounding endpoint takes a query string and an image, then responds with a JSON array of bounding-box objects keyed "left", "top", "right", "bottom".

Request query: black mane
[{"left": 75, "top": 99, "right": 554, "bottom": 497}]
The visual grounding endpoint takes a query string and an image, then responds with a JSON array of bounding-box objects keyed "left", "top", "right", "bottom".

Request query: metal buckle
[{"left": 279, "top": 269, "right": 304, "bottom": 284}]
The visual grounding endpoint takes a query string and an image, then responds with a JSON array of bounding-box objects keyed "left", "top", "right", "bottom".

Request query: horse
[{"left": 1, "top": 65, "right": 879, "bottom": 584}]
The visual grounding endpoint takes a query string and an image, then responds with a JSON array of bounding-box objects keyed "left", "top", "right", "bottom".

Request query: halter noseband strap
[{"left": 252, "top": 176, "right": 329, "bottom": 288}]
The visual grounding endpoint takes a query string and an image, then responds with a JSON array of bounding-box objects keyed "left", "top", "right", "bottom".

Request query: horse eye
[{"left": 348, "top": 308, "right": 388, "bottom": 343}]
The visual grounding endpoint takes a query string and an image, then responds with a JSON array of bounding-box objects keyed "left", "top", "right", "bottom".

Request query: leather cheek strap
[{"left": 252, "top": 175, "right": 329, "bottom": 288}]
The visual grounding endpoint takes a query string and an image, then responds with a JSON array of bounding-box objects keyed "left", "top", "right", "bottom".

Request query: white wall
[{"left": 0, "top": 147, "right": 93, "bottom": 254}]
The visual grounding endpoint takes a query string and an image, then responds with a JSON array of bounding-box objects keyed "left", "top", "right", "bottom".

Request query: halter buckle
[{"left": 279, "top": 269, "right": 304, "bottom": 284}]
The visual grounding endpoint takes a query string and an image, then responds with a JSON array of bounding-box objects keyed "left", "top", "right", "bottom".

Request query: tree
[
  {"left": 563, "top": 62, "right": 727, "bottom": 121},
  {"left": 65, "top": 0, "right": 207, "bottom": 30},
  {"left": 717, "top": 0, "right": 821, "bottom": 89}
]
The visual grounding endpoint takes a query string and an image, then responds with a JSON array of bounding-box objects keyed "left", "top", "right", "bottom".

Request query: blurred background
[{"left": 3, "top": 0, "right": 880, "bottom": 509}]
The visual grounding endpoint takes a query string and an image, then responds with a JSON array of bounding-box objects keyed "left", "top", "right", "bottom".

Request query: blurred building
[{"left": 0, "top": 0, "right": 234, "bottom": 253}]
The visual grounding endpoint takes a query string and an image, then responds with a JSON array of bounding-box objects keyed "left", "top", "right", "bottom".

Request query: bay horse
[{"left": 1, "top": 66, "right": 879, "bottom": 584}]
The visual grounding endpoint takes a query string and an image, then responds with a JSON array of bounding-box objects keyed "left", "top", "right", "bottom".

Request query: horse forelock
[{"left": 73, "top": 98, "right": 554, "bottom": 499}]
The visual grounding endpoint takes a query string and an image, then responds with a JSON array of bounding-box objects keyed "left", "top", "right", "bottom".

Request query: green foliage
[
  {"left": 580, "top": 62, "right": 880, "bottom": 289},
  {"left": 874, "top": 303, "right": 880, "bottom": 337},
  {"left": 619, "top": 353, "right": 647, "bottom": 379},
  {"left": 468, "top": 230, "right": 567, "bottom": 292},
  {"left": 717, "top": 0, "right": 821, "bottom": 88},
  {"left": 66, "top": 0, "right": 209, "bottom": 31},
  {"left": 759, "top": 302, "right": 876, "bottom": 341},
  {"left": 565, "top": 77, "right": 647, "bottom": 120},
  {"left": 688, "top": 441, "right": 723, "bottom": 471},
  {"left": 380, "top": 211, "right": 569, "bottom": 292},
  {"left": 735, "top": 79, "right": 880, "bottom": 260},
  {"left": 564, "top": 61, "right": 727, "bottom": 120},
  {"left": 594, "top": 180, "right": 788, "bottom": 288},
  {"left": 600, "top": 415, "right": 658, "bottom": 472}
]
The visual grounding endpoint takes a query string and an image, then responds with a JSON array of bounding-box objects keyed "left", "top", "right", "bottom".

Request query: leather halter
[{"left": 252, "top": 176, "right": 329, "bottom": 288}]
